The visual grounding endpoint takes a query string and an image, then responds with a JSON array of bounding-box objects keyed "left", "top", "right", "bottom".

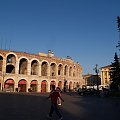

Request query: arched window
[
  {"left": 19, "top": 58, "right": 28, "bottom": 74},
  {"left": 41, "top": 61, "right": 48, "bottom": 76}
]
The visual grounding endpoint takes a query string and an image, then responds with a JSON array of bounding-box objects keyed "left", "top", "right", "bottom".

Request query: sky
[{"left": 0, "top": 0, "right": 120, "bottom": 75}]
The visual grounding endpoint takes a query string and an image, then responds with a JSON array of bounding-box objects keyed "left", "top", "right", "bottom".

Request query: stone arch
[
  {"left": 6, "top": 54, "right": 16, "bottom": 64},
  {"left": 64, "top": 64, "right": 68, "bottom": 76},
  {"left": 69, "top": 81, "right": 72, "bottom": 91},
  {"left": 58, "top": 63, "right": 63, "bottom": 76},
  {"left": 0, "top": 55, "right": 3, "bottom": 72},
  {"left": 58, "top": 81, "right": 62, "bottom": 90},
  {"left": 69, "top": 66, "right": 73, "bottom": 76},
  {"left": 6, "top": 52, "right": 18, "bottom": 60},
  {"left": 41, "top": 80, "right": 48, "bottom": 92},
  {"left": 73, "top": 65, "right": 76, "bottom": 77},
  {"left": 4, "top": 79, "right": 14, "bottom": 92},
  {"left": 73, "top": 82, "right": 77, "bottom": 91},
  {"left": 50, "top": 80, "right": 56, "bottom": 90},
  {"left": 6, "top": 64, "right": 15, "bottom": 73},
  {"left": 50, "top": 62, "right": 57, "bottom": 76},
  {"left": 18, "top": 79, "right": 27, "bottom": 92},
  {"left": 76, "top": 82, "right": 80, "bottom": 89},
  {"left": 6, "top": 53, "right": 17, "bottom": 74},
  {"left": 19, "top": 58, "right": 28, "bottom": 74},
  {"left": 31, "top": 60, "right": 39, "bottom": 75},
  {"left": 41, "top": 61, "right": 48, "bottom": 76},
  {"left": 30, "top": 80, "right": 38, "bottom": 92}
]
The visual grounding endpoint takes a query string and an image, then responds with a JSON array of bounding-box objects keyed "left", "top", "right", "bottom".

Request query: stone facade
[
  {"left": 0, "top": 49, "right": 83, "bottom": 92},
  {"left": 100, "top": 65, "right": 111, "bottom": 88}
]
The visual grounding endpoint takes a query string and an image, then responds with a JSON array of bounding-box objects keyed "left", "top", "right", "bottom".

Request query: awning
[
  {"left": 31, "top": 80, "right": 37, "bottom": 84},
  {"left": 5, "top": 79, "right": 14, "bottom": 84},
  {"left": 18, "top": 80, "right": 27, "bottom": 84}
]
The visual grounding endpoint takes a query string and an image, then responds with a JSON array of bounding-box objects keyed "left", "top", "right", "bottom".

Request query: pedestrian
[
  {"left": 56, "top": 87, "right": 62, "bottom": 106},
  {"left": 47, "top": 85, "right": 64, "bottom": 120}
]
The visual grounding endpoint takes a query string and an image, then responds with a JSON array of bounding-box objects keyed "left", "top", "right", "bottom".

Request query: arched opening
[
  {"left": 41, "top": 62, "right": 48, "bottom": 76},
  {"left": 77, "top": 82, "right": 80, "bottom": 89},
  {"left": 6, "top": 64, "right": 15, "bottom": 73},
  {"left": 0, "top": 56, "right": 3, "bottom": 72},
  {"left": 31, "top": 60, "right": 39, "bottom": 75},
  {"left": 50, "top": 63, "right": 56, "bottom": 77},
  {"left": 58, "top": 81, "right": 62, "bottom": 90},
  {"left": 18, "top": 79, "right": 27, "bottom": 92},
  {"left": 73, "top": 71, "right": 76, "bottom": 77},
  {"left": 30, "top": 80, "right": 37, "bottom": 92},
  {"left": 41, "top": 80, "right": 47, "bottom": 92},
  {"left": 19, "top": 58, "right": 28, "bottom": 74},
  {"left": 6, "top": 54, "right": 16, "bottom": 64},
  {"left": 4, "top": 79, "right": 14, "bottom": 92},
  {"left": 64, "top": 65, "right": 68, "bottom": 76},
  {"left": 69, "top": 66, "right": 72, "bottom": 76},
  {"left": 73, "top": 82, "right": 77, "bottom": 91},
  {"left": 73, "top": 66, "right": 76, "bottom": 77},
  {"left": 69, "top": 81, "right": 72, "bottom": 92},
  {"left": 50, "top": 81, "right": 56, "bottom": 90},
  {"left": 58, "top": 64, "right": 63, "bottom": 76}
]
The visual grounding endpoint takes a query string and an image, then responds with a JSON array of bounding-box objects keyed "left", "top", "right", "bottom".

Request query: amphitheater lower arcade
[{"left": 0, "top": 50, "right": 83, "bottom": 92}]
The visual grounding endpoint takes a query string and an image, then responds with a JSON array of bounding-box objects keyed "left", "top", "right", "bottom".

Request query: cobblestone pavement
[{"left": 0, "top": 92, "right": 120, "bottom": 120}]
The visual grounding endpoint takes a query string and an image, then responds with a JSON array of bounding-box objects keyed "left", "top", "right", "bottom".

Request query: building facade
[
  {"left": 0, "top": 49, "right": 83, "bottom": 92},
  {"left": 83, "top": 73, "right": 101, "bottom": 89},
  {"left": 100, "top": 65, "right": 111, "bottom": 88}
]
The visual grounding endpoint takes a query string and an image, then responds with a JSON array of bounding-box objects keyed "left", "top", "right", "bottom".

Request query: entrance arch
[
  {"left": 30, "top": 80, "right": 37, "bottom": 92},
  {"left": 18, "top": 79, "right": 27, "bottom": 92},
  {"left": 41, "top": 80, "right": 47, "bottom": 92},
  {"left": 69, "top": 81, "right": 72, "bottom": 92},
  {"left": 50, "top": 81, "right": 56, "bottom": 90},
  {"left": 4, "top": 79, "right": 14, "bottom": 92}
]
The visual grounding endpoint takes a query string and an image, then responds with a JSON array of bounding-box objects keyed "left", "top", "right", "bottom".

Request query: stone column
[
  {"left": 27, "top": 61, "right": 31, "bottom": 75},
  {"left": 27, "top": 81, "right": 30, "bottom": 92},
  {"left": 37, "top": 80, "right": 41, "bottom": 92},
  {"left": 38, "top": 62, "right": 41, "bottom": 76},
  {"left": 15, "top": 60, "right": 19, "bottom": 74},
  {"left": 47, "top": 81, "right": 50, "bottom": 92},
  {"left": 14, "top": 79, "right": 18, "bottom": 92},
  {"left": 47, "top": 64, "right": 50, "bottom": 77}
]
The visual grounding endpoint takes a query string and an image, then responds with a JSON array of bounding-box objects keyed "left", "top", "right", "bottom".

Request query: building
[
  {"left": 0, "top": 49, "right": 83, "bottom": 92},
  {"left": 100, "top": 65, "right": 111, "bottom": 88},
  {"left": 83, "top": 73, "right": 101, "bottom": 89}
]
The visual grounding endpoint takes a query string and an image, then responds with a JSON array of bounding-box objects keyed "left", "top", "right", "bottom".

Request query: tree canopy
[{"left": 109, "top": 52, "right": 120, "bottom": 91}]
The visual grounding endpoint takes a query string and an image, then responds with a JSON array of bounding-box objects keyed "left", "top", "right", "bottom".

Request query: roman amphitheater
[{"left": 0, "top": 49, "right": 84, "bottom": 92}]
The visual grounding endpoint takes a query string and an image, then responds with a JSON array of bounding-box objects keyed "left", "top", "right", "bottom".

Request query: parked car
[{"left": 78, "top": 88, "right": 99, "bottom": 96}]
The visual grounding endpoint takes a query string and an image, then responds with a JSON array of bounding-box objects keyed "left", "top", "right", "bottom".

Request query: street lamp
[{"left": 94, "top": 64, "right": 99, "bottom": 91}]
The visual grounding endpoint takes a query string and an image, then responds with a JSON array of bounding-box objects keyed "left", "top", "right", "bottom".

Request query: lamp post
[{"left": 94, "top": 64, "right": 99, "bottom": 91}]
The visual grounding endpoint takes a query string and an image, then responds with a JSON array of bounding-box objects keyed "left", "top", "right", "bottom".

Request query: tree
[{"left": 109, "top": 52, "right": 120, "bottom": 91}]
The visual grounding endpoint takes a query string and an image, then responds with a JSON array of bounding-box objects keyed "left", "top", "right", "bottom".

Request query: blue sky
[{"left": 0, "top": 0, "right": 120, "bottom": 74}]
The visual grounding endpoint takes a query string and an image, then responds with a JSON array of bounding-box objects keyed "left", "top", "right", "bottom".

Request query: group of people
[{"left": 47, "top": 85, "right": 64, "bottom": 120}]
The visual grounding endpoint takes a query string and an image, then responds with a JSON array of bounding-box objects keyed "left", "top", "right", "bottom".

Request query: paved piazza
[{"left": 0, "top": 92, "right": 120, "bottom": 120}]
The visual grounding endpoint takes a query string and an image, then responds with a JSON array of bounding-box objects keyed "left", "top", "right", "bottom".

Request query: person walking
[
  {"left": 47, "top": 85, "right": 64, "bottom": 120},
  {"left": 56, "top": 87, "right": 62, "bottom": 106}
]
